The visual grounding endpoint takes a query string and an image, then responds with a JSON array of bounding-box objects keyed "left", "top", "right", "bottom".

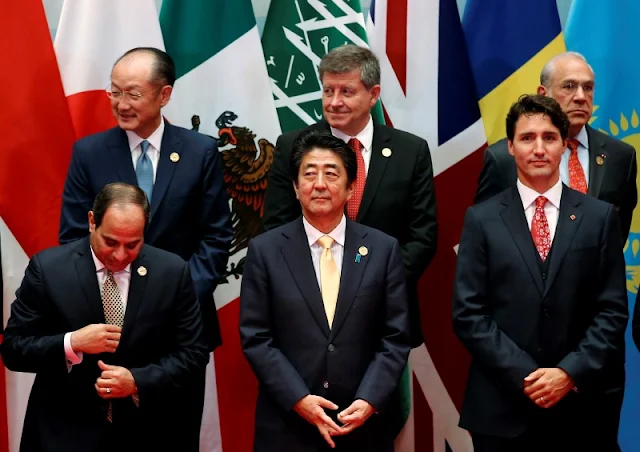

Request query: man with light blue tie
[
  {"left": 474, "top": 52, "right": 637, "bottom": 242},
  {"left": 59, "top": 47, "right": 232, "bottom": 450}
]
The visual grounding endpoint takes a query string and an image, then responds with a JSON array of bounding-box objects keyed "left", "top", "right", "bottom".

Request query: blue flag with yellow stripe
[{"left": 462, "top": 0, "right": 565, "bottom": 144}]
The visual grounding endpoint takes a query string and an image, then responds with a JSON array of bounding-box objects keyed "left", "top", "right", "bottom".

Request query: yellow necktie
[{"left": 318, "top": 235, "right": 339, "bottom": 327}]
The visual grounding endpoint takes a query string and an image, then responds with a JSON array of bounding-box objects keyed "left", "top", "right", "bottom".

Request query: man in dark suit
[
  {"left": 240, "top": 132, "right": 411, "bottom": 451},
  {"left": 475, "top": 52, "right": 637, "bottom": 242},
  {"left": 58, "top": 47, "right": 231, "bottom": 448},
  {"left": 454, "top": 95, "right": 628, "bottom": 451},
  {"left": 2, "top": 183, "right": 208, "bottom": 452},
  {"left": 263, "top": 45, "right": 436, "bottom": 348}
]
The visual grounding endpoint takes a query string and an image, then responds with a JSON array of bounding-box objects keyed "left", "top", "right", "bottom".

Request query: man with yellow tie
[
  {"left": 240, "top": 131, "right": 411, "bottom": 452},
  {"left": 475, "top": 52, "right": 637, "bottom": 243}
]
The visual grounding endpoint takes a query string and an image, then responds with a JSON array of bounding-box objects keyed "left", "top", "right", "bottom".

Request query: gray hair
[
  {"left": 318, "top": 45, "right": 381, "bottom": 89},
  {"left": 540, "top": 51, "right": 595, "bottom": 87}
]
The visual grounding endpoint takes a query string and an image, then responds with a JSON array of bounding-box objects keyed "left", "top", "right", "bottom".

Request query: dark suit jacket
[
  {"left": 453, "top": 186, "right": 628, "bottom": 441},
  {"left": 59, "top": 124, "right": 232, "bottom": 350},
  {"left": 239, "top": 218, "right": 411, "bottom": 452},
  {"left": 474, "top": 125, "right": 637, "bottom": 242},
  {"left": 1, "top": 238, "right": 209, "bottom": 452},
  {"left": 263, "top": 120, "right": 437, "bottom": 347}
]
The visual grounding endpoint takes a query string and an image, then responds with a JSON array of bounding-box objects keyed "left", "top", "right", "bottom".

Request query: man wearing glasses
[
  {"left": 475, "top": 52, "right": 637, "bottom": 243},
  {"left": 59, "top": 47, "right": 232, "bottom": 451}
]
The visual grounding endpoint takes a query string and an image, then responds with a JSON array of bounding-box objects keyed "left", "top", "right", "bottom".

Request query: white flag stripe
[
  {"left": 1, "top": 218, "right": 35, "bottom": 452},
  {"left": 54, "top": 0, "right": 164, "bottom": 96}
]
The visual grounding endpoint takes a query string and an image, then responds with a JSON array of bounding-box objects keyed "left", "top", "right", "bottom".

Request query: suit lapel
[
  {"left": 499, "top": 187, "right": 545, "bottom": 295},
  {"left": 280, "top": 220, "right": 331, "bottom": 337},
  {"left": 108, "top": 129, "right": 137, "bottom": 185},
  {"left": 119, "top": 251, "right": 149, "bottom": 347},
  {"left": 74, "top": 238, "right": 106, "bottom": 323},
  {"left": 587, "top": 125, "right": 607, "bottom": 198},
  {"left": 329, "top": 221, "right": 368, "bottom": 339},
  {"left": 543, "top": 187, "right": 583, "bottom": 297},
  {"left": 357, "top": 124, "right": 391, "bottom": 221},
  {"left": 151, "top": 124, "right": 182, "bottom": 217}
]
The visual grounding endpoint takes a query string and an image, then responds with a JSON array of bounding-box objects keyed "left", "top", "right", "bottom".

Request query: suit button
[
  {"left": 541, "top": 272, "right": 547, "bottom": 280},
  {"left": 323, "top": 381, "right": 329, "bottom": 389},
  {"left": 328, "top": 344, "right": 335, "bottom": 352},
  {"left": 543, "top": 308, "right": 549, "bottom": 316}
]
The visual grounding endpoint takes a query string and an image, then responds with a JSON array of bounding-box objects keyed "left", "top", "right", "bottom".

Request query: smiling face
[
  {"left": 538, "top": 55, "right": 594, "bottom": 137},
  {"left": 508, "top": 113, "right": 567, "bottom": 192},
  {"left": 293, "top": 148, "right": 354, "bottom": 226},
  {"left": 109, "top": 52, "right": 172, "bottom": 139},
  {"left": 89, "top": 203, "right": 145, "bottom": 272},
  {"left": 321, "top": 70, "right": 380, "bottom": 136}
]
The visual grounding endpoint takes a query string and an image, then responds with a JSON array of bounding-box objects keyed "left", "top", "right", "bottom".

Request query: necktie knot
[
  {"left": 535, "top": 196, "right": 548, "bottom": 210},
  {"left": 318, "top": 235, "right": 334, "bottom": 251},
  {"left": 567, "top": 138, "right": 579, "bottom": 154},
  {"left": 140, "top": 140, "right": 150, "bottom": 154},
  {"left": 348, "top": 138, "right": 362, "bottom": 153}
]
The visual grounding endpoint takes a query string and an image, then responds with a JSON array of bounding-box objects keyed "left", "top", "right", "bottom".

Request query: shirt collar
[
  {"left": 90, "top": 245, "right": 131, "bottom": 275},
  {"left": 517, "top": 177, "right": 563, "bottom": 210},
  {"left": 572, "top": 125, "right": 589, "bottom": 150},
  {"left": 302, "top": 215, "right": 347, "bottom": 247},
  {"left": 330, "top": 115, "right": 374, "bottom": 152},
  {"left": 126, "top": 117, "right": 165, "bottom": 153}
]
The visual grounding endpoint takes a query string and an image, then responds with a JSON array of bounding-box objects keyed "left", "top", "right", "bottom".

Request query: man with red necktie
[
  {"left": 475, "top": 52, "right": 637, "bottom": 243},
  {"left": 454, "top": 95, "right": 628, "bottom": 452},
  {"left": 264, "top": 45, "right": 437, "bottom": 348}
]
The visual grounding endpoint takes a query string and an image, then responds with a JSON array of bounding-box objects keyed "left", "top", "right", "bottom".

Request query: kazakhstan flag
[{"left": 565, "top": 2, "right": 640, "bottom": 450}]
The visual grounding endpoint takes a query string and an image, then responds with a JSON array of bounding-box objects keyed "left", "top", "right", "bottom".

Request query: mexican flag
[
  {"left": 160, "top": 0, "right": 282, "bottom": 450},
  {"left": 261, "top": 0, "right": 384, "bottom": 134}
]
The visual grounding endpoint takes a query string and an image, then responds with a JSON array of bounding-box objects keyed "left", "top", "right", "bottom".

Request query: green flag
[{"left": 261, "top": 0, "right": 384, "bottom": 133}]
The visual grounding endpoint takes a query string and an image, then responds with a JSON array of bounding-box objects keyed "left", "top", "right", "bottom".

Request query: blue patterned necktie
[{"left": 136, "top": 140, "right": 153, "bottom": 202}]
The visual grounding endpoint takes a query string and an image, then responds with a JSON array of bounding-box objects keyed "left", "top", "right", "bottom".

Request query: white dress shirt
[
  {"left": 303, "top": 215, "right": 346, "bottom": 287},
  {"left": 126, "top": 118, "right": 164, "bottom": 182},
  {"left": 64, "top": 247, "right": 131, "bottom": 368},
  {"left": 331, "top": 115, "right": 374, "bottom": 174},
  {"left": 517, "top": 178, "right": 563, "bottom": 243},
  {"left": 560, "top": 125, "right": 590, "bottom": 187}
]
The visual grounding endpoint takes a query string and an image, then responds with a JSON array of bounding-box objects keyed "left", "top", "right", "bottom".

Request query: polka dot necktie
[
  {"left": 531, "top": 196, "right": 551, "bottom": 261},
  {"left": 346, "top": 138, "right": 366, "bottom": 220},
  {"left": 102, "top": 271, "right": 124, "bottom": 422},
  {"left": 567, "top": 139, "right": 588, "bottom": 194}
]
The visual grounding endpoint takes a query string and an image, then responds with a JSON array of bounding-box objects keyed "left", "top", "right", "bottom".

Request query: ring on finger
[{"left": 106, "top": 387, "right": 111, "bottom": 395}]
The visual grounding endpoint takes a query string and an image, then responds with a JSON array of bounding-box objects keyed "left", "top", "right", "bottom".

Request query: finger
[
  {"left": 96, "top": 377, "right": 115, "bottom": 388},
  {"left": 338, "top": 422, "right": 359, "bottom": 434},
  {"left": 337, "top": 405, "right": 357, "bottom": 420},
  {"left": 104, "top": 324, "right": 122, "bottom": 333},
  {"left": 320, "top": 429, "right": 336, "bottom": 449},
  {"left": 317, "top": 397, "right": 339, "bottom": 411},
  {"left": 106, "top": 332, "right": 121, "bottom": 342},
  {"left": 98, "top": 360, "right": 116, "bottom": 371},
  {"left": 524, "top": 368, "right": 545, "bottom": 382},
  {"left": 523, "top": 379, "right": 548, "bottom": 396},
  {"left": 95, "top": 383, "right": 110, "bottom": 399},
  {"left": 319, "top": 413, "right": 342, "bottom": 432},
  {"left": 338, "top": 412, "right": 361, "bottom": 424}
]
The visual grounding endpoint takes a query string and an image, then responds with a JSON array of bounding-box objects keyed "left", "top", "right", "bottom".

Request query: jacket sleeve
[
  {"left": 452, "top": 207, "right": 539, "bottom": 393},
  {"left": 474, "top": 146, "right": 509, "bottom": 205},
  {"left": 262, "top": 133, "right": 302, "bottom": 231},
  {"left": 239, "top": 240, "right": 310, "bottom": 411},
  {"left": 355, "top": 240, "right": 411, "bottom": 410},
  {"left": 618, "top": 146, "right": 637, "bottom": 243},
  {"left": 557, "top": 205, "right": 628, "bottom": 390},
  {"left": 59, "top": 142, "right": 94, "bottom": 244},
  {"left": 2, "top": 255, "right": 67, "bottom": 374}
]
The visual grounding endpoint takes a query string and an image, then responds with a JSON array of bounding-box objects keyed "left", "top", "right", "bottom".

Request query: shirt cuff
[{"left": 64, "top": 332, "right": 83, "bottom": 371}]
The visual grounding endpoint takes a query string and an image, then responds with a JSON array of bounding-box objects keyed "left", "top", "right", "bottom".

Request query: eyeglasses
[
  {"left": 106, "top": 85, "right": 162, "bottom": 103},
  {"left": 558, "top": 81, "right": 595, "bottom": 95}
]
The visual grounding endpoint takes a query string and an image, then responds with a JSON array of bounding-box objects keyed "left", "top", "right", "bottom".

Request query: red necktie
[
  {"left": 567, "top": 139, "right": 588, "bottom": 194},
  {"left": 531, "top": 196, "right": 551, "bottom": 261},
  {"left": 346, "top": 138, "right": 366, "bottom": 220}
]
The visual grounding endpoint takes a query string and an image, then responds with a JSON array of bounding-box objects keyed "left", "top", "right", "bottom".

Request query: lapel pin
[
  {"left": 596, "top": 155, "right": 605, "bottom": 166},
  {"left": 570, "top": 214, "right": 576, "bottom": 221},
  {"left": 137, "top": 266, "right": 147, "bottom": 276},
  {"left": 358, "top": 246, "right": 369, "bottom": 256},
  {"left": 355, "top": 254, "right": 361, "bottom": 263},
  {"left": 170, "top": 152, "right": 180, "bottom": 163},
  {"left": 382, "top": 148, "right": 392, "bottom": 158}
]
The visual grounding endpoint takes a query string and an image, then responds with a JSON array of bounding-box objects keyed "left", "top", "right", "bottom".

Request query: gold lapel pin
[
  {"left": 170, "top": 152, "right": 180, "bottom": 163},
  {"left": 358, "top": 246, "right": 369, "bottom": 256},
  {"left": 382, "top": 148, "right": 392, "bottom": 158},
  {"left": 137, "top": 266, "right": 148, "bottom": 276},
  {"left": 596, "top": 155, "right": 605, "bottom": 166},
  {"left": 570, "top": 214, "right": 576, "bottom": 221}
]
